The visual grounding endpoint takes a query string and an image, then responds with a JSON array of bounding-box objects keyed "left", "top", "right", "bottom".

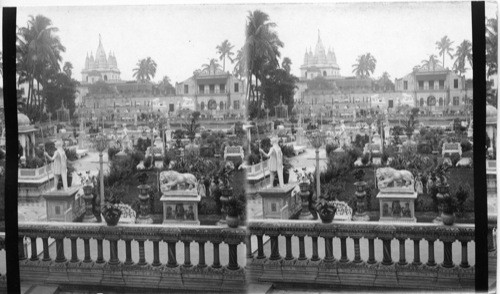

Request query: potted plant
[
  {"left": 226, "top": 196, "right": 244, "bottom": 228},
  {"left": 218, "top": 161, "right": 235, "bottom": 197},
  {"left": 66, "top": 162, "right": 75, "bottom": 187},
  {"left": 294, "top": 168, "right": 313, "bottom": 192},
  {"left": 102, "top": 185, "right": 124, "bottom": 226},
  {"left": 79, "top": 171, "right": 95, "bottom": 194},
  {"left": 434, "top": 163, "right": 450, "bottom": 193},
  {"left": 315, "top": 196, "right": 337, "bottom": 224},
  {"left": 353, "top": 169, "right": 367, "bottom": 192},
  {"left": 137, "top": 172, "right": 150, "bottom": 195},
  {"left": 436, "top": 188, "right": 457, "bottom": 225}
]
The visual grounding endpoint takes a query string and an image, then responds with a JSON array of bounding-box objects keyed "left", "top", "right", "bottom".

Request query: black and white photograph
[{"left": 0, "top": 0, "right": 497, "bottom": 293}]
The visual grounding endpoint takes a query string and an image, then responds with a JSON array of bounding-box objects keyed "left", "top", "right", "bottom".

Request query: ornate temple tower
[
  {"left": 300, "top": 30, "right": 341, "bottom": 80},
  {"left": 81, "top": 35, "right": 121, "bottom": 84}
]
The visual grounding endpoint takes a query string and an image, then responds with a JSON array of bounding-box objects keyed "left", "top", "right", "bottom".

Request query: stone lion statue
[
  {"left": 376, "top": 167, "right": 414, "bottom": 189},
  {"left": 160, "top": 170, "right": 198, "bottom": 191}
]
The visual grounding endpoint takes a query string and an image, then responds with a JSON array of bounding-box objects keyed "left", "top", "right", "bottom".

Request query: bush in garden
[
  {"left": 461, "top": 139, "right": 472, "bottom": 153},
  {"left": 450, "top": 153, "right": 461, "bottom": 166},
  {"left": 417, "top": 142, "right": 432, "bottom": 154},
  {"left": 361, "top": 153, "right": 370, "bottom": 166},
  {"left": 107, "top": 146, "right": 121, "bottom": 160},
  {"left": 281, "top": 144, "right": 295, "bottom": 157},
  {"left": 325, "top": 143, "right": 337, "bottom": 155},
  {"left": 462, "top": 150, "right": 473, "bottom": 158},
  {"left": 260, "top": 137, "right": 271, "bottom": 153},
  {"left": 64, "top": 148, "right": 79, "bottom": 161}
]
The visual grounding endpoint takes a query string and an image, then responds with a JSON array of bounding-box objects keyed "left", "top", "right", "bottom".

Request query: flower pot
[
  {"left": 299, "top": 182, "right": 310, "bottom": 193},
  {"left": 226, "top": 215, "right": 239, "bottom": 228},
  {"left": 137, "top": 184, "right": 150, "bottom": 195},
  {"left": 354, "top": 181, "right": 367, "bottom": 193},
  {"left": 83, "top": 185, "right": 93, "bottom": 195},
  {"left": 319, "top": 210, "right": 335, "bottom": 223},
  {"left": 317, "top": 204, "right": 336, "bottom": 224},
  {"left": 103, "top": 209, "right": 122, "bottom": 226},
  {"left": 441, "top": 212, "right": 455, "bottom": 226}
]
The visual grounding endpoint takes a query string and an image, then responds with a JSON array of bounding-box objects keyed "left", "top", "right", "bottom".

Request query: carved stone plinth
[
  {"left": 82, "top": 186, "right": 97, "bottom": 223},
  {"left": 42, "top": 186, "right": 81, "bottom": 222},
  {"left": 161, "top": 190, "right": 201, "bottom": 225},
  {"left": 260, "top": 259, "right": 283, "bottom": 282},
  {"left": 136, "top": 187, "right": 153, "bottom": 224},
  {"left": 259, "top": 184, "right": 299, "bottom": 220},
  {"left": 315, "top": 260, "right": 341, "bottom": 285},
  {"left": 377, "top": 190, "right": 417, "bottom": 223},
  {"left": 373, "top": 263, "right": 398, "bottom": 288},
  {"left": 298, "top": 188, "right": 313, "bottom": 220},
  {"left": 337, "top": 261, "right": 376, "bottom": 287}
]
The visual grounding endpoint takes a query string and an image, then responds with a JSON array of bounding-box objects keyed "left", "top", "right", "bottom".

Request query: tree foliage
[
  {"left": 453, "top": 40, "right": 473, "bottom": 76},
  {"left": 435, "top": 35, "right": 454, "bottom": 69},
  {"left": 133, "top": 57, "right": 157, "bottom": 82},
  {"left": 352, "top": 53, "right": 377, "bottom": 78},
  {"left": 216, "top": 40, "right": 234, "bottom": 72}
]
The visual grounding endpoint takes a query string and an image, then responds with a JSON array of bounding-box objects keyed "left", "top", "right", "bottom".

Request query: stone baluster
[
  {"left": 460, "top": 240, "right": 469, "bottom": 268},
  {"left": 324, "top": 237, "right": 335, "bottom": 262},
  {"left": 269, "top": 232, "right": 281, "bottom": 261},
  {"left": 19, "top": 236, "right": 26, "bottom": 260},
  {"left": 352, "top": 237, "right": 362, "bottom": 263},
  {"left": 412, "top": 239, "right": 421, "bottom": 265},
  {"left": 42, "top": 237, "right": 51, "bottom": 261},
  {"left": 367, "top": 238, "right": 376, "bottom": 264},
  {"left": 108, "top": 238, "right": 120, "bottom": 265},
  {"left": 30, "top": 237, "right": 38, "bottom": 261},
  {"left": 83, "top": 238, "right": 92, "bottom": 263},
  {"left": 70, "top": 237, "right": 79, "bottom": 263},
  {"left": 96, "top": 238, "right": 104, "bottom": 264},
  {"left": 339, "top": 237, "right": 348, "bottom": 263},
  {"left": 311, "top": 235, "right": 320, "bottom": 261},
  {"left": 167, "top": 241, "right": 177, "bottom": 267},
  {"left": 198, "top": 241, "right": 206, "bottom": 267},
  {"left": 227, "top": 239, "right": 240, "bottom": 271},
  {"left": 380, "top": 239, "right": 392, "bottom": 265},
  {"left": 55, "top": 236, "right": 66, "bottom": 263},
  {"left": 441, "top": 241, "right": 454, "bottom": 268},
  {"left": 152, "top": 240, "right": 161, "bottom": 267},
  {"left": 212, "top": 241, "right": 222, "bottom": 268},
  {"left": 298, "top": 235, "right": 307, "bottom": 261},
  {"left": 137, "top": 240, "right": 147, "bottom": 266},
  {"left": 426, "top": 238, "right": 436, "bottom": 267},
  {"left": 256, "top": 235, "right": 266, "bottom": 259},
  {"left": 398, "top": 238, "right": 407, "bottom": 265},
  {"left": 183, "top": 241, "right": 192, "bottom": 267},
  {"left": 245, "top": 236, "right": 253, "bottom": 259},
  {"left": 124, "top": 239, "right": 133, "bottom": 265},
  {"left": 285, "top": 234, "right": 294, "bottom": 261}
]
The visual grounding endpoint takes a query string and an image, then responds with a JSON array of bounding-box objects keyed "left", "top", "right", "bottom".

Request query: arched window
[
  {"left": 86, "top": 76, "right": 89, "bottom": 82},
  {"left": 323, "top": 71, "right": 327, "bottom": 77},
  {"left": 208, "top": 100, "right": 217, "bottom": 110},
  {"left": 427, "top": 96, "right": 436, "bottom": 106},
  {"left": 103, "top": 75, "right": 108, "bottom": 81},
  {"left": 438, "top": 97, "right": 443, "bottom": 106}
]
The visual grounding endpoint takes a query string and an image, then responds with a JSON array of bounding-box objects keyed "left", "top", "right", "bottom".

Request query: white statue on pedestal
[
  {"left": 376, "top": 167, "right": 414, "bottom": 190},
  {"left": 260, "top": 137, "right": 284, "bottom": 188},
  {"left": 45, "top": 140, "right": 68, "bottom": 190}
]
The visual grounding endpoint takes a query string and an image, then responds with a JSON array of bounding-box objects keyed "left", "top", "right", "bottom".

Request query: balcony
[
  {"left": 18, "top": 222, "right": 246, "bottom": 293},
  {"left": 247, "top": 220, "right": 477, "bottom": 291}
]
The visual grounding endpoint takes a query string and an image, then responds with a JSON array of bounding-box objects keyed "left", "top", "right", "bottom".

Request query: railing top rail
[
  {"left": 248, "top": 220, "right": 475, "bottom": 241},
  {"left": 19, "top": 222, "right": 247, "bottom": 243}
]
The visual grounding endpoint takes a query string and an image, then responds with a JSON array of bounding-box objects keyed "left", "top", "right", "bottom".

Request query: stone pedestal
[
  {"left": 296, "top": 127, "right": 305, "bottom": 146},
  {"left": 161, "top": 190, "right": 201, "bottom": 225},
  {"left": 377, "top": 190, "right": 417, "bottom": 223},
  {"left": 298, "top": 183, "right": 313, "bottom": 220},
  {"left": 43, "top": 186, "right": 81, "bottom": 222},
  {"left": 259, "top": 184, "right": 300, "bottom": 220},
  {"left": 136, "top": 187, "right": 153, "bottom": 224},
  {"left": 82, "top": 185, "right": 97, "bottom": 223}
]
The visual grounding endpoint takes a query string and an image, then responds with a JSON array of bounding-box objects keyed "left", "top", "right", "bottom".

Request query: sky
[{"left": 8, "top": 1, "right": 498, "bottom": 87}]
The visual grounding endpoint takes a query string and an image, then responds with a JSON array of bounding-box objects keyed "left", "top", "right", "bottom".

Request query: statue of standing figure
[
  {"left": 260, "top": 137, "right": 284, "bottom": 188},
  {"left": 45, "top": 140, "right": 68, "bottom": 190}
]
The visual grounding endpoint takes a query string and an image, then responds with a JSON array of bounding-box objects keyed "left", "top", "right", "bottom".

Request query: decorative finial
[
  {"left": 99, "top": 34, "right": 102, "bottom": 44},
  {"left": 318, "top": 29, "right": 321, "bottom": 42}
]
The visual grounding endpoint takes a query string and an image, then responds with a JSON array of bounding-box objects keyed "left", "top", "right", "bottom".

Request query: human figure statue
[
  {"left": 415, "top": 173, "right": 423, "bottom": 194},
  {"left": 260, "top": 137, "right": 284, "bottom": 188},
  {"left": 45, "top": 140, "right": 68, "bottom": 190}
]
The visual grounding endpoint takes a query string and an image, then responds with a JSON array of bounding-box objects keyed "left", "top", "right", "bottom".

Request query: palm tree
[
  {"left": 216, "top": 40, "right": 234, "bottom": 72},
  {"left": 202, "top": 58, "right": 221, "bottom": 74},
  {"left": 486, "top": 16, "right": 498, "bottom": 77},
  {"left": 435, "top": 36, "right": 454, "bottom": 69},
  {"left": 282, "top": 57, "right": 292, "bottom": 73},
  {"left": 158, "top": 75, "right": 173, "bottom": 95},
  {"left": 244, "top": 10, "right": 284, "bottom": 116},
  {"left": 17, "top": 15, "right": 66, "bottom": 120},
  {"left": 352, "top": 53, "right": 377, "bottom": 78},
  {"left": 133, "top": 57, "right": 157, "bottom": 82},
  {"left": 421, "top": 54, "right": 441, "bottom": 71},
  {"left": 63, "top": 61, "right": 73, "bottom": 78},
  {"left": 453, "top": 40, "right": 472, "bottom": 76},
  {"left": 232, "top": 48, "right": 245, "bottom": 79}
]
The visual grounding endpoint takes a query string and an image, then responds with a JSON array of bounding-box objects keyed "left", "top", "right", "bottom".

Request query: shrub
[
  {"left": 361, "top": 153, "right": 370, "bottom": 166},
  {"left": 200, "top": 145, "right": 214, "bottom": 158},
  {"left": 247, "top": 153, "right": 261, "bottom": 165},
  {"left": 461, "top": 139, "right": 472, "bottom": 153},
  {"left": 260, "top": 137, "right": 271, "bottom": 153},
  {"left": 64, "top": 148, "right": 79, "bottom": 161},
  {"left": 416, "top": 194, "right": 436, "bottom": 212},
  {"left": 417, "top": 143, "right": 432, "bottom": 154},
  {"left": 281, "top": 144, "right": 295, "bottom": 157},
  {"left": 450, "top": 153, "right": 461, "bottom": 166},
  {"left": 462, "top": 150, "right": 473, "bottom": 158},
  {"left": 325, "top": 143, "right": 337, "bottom": 155},
  {"left": 198, "top": 197, "right": 219, "bottom": 215},
  {"left": 24, "top": 156, "right": 45, "bottom": 168},
  {"left": 107, "top": 146, "right": 121, "bottom": 161}
]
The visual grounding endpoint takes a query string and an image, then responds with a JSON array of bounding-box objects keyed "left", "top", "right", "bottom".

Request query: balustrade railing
[
  {"left": 245, "top": 160, "right": 270, "bottom": 179},
  {"left": 19, "top": 222, "right": 246, "bottom": 292},
  {"left": 247, "top": 220, "right": 475, "bottom": 290},
  {"left": 18, "top": 163, "right": 54, "bottom": 181}
]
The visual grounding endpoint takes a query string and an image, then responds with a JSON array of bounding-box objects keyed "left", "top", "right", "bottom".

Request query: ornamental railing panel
[
  {"left": 247, "top": 220, "right": 476, "bottom": 291},
  {"left": 18, "top": 222, "right": 246, "bottom": 292}
]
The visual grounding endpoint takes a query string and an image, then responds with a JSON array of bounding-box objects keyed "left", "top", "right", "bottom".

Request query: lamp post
[
  {"left": 307, "top": 132, "right": 325, "bottom": 200},
  {"left": 95, "top": 134, "right": 108, "bottom": 208},
  {"left": 366, "top": 113, "right": 374, "bottom": 162}
]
